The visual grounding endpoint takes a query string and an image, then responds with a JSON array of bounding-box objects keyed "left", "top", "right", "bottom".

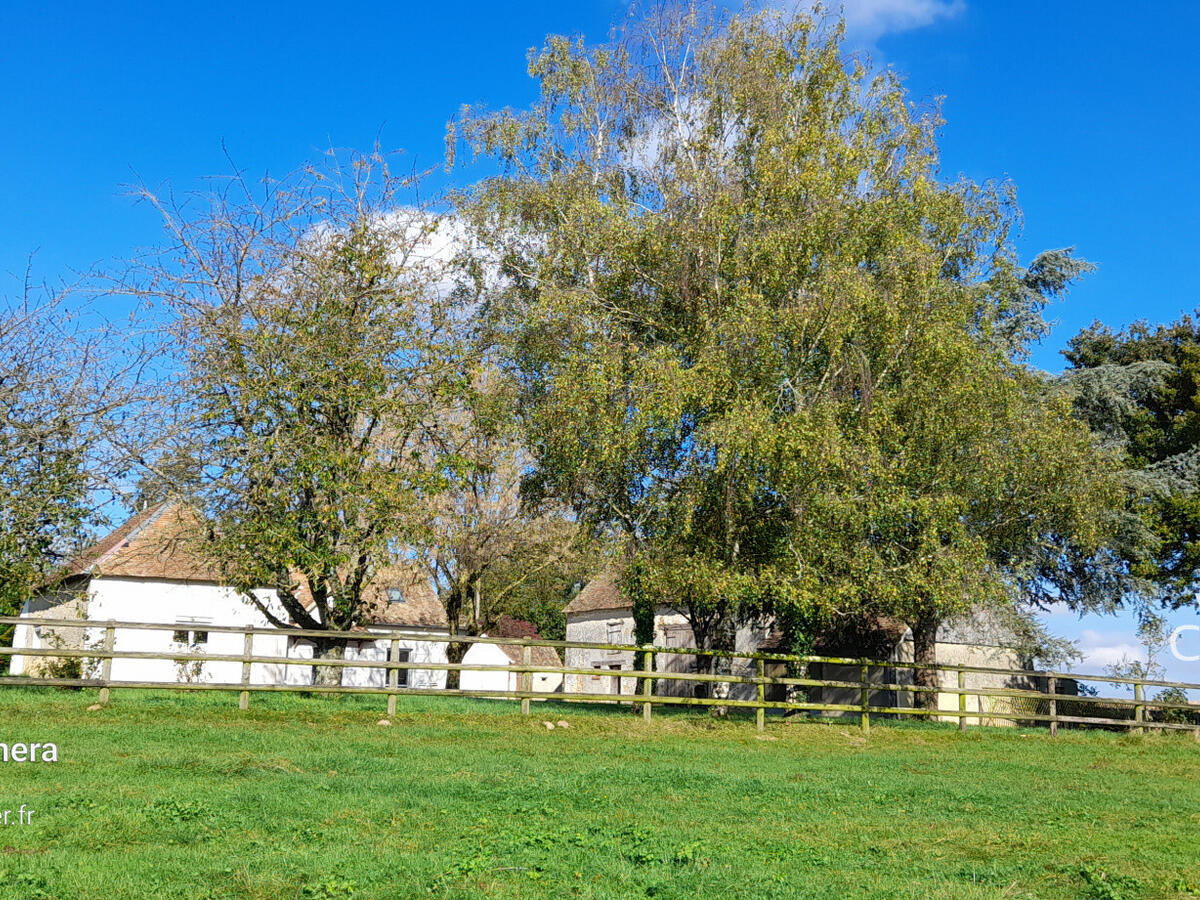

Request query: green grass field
[{"left": 0, "top": 687, "right": 1197, "bottom": 899}]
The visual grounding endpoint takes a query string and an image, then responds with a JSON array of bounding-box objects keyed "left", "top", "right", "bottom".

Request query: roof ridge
[
  {"left": 62, "top": 502, "right": 174, "bottom": 578},
  {"left": 89, "top": 503, "right": 171, "bottom": 572}
]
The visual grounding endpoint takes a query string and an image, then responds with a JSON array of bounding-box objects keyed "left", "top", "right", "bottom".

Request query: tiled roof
[
  {"left": 63, "top": 504, "right": 222, "bottom": 582},
  {"left": 63, "top": 504, "right": 447, "bottom": 629},
  {"left": 485, "top": 616, "right": 561, "bottom": 667},
  {"left": 359, "top": 570, "right": 447, "bottom": 629},
  {"left": 496, "top": 643, "right": 563, "bottom": 668},
  {"left": 564, "top": 572, "right": 628, "bottom": 615}
]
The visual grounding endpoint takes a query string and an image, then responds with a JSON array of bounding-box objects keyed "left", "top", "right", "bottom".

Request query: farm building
[
  {"left": 563, "top": 572, "right": 1040, "bottom": 722},
  {"left": 460, "top": 616, "right": 564, "bottom": 695},
  {"left": 8, "top": 504, "right": 560, "bottom": 693},
  {"left": 562, "top": 573, "right": 771, "bottom": 701}
]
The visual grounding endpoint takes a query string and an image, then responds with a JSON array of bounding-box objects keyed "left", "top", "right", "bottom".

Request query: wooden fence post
[
  {"left": 387, "top": 639, "right": 399, "bottom": 718},
  {"left": 239, "top": 629, "right": 252, "bottom": 710},
  {"left": 756, "top": 658, "right": 766, "bottom": 732},
  {"left": 860, "top": 663, "right": 870, "bottom": 734},
  {"left": 642, "top": 647, "right": 654, "bottom": 723},
  {"left": 1134, "top": 681, "right": 1144, "bottom": 734},
  {"left": 958, "top": 669, "right": 967, "bottom": 733},
  {"left": 520, "top": 644, "right": 531, "bottom": 715},
  {"left": 1048, "top": 676, "right": 1058, "bottom": 737},
  {"left": 97, "top": 622, "right": 116, "bottom": 704}
]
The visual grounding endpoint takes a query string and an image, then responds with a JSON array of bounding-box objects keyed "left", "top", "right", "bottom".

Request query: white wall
[
  {"left": 460, "top": 643, "right": 563, "bottom": 694},
  {"left": 16, "top": 576, "right": 451, "bottom": 690},
  {"left": 461, "top": 643, "right": 517, "bottom": 693},
  {"left": 84, "top": 577, "right": 280, "bottom": 685},
  {"left": 303, "top": 629, "right": 448, "bottom": 690}
]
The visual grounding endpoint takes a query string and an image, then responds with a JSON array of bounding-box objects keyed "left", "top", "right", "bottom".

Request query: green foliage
[
  {"left": 1151, "top": 687, "right": 1200, "bottom": 726},
  {"left": 300, "top": 879, "right": 357, "bottom": 898},
  {"left": 456, "top": 5, "right": 1118, "bottom": 663},
  {"left": 0, "top": 293, "right": 102, "bottom": 624},
  {"left": 623, "top": 558, "right": 658, "bottom": 700},
  {"left": 142, "top": 151, "right": 470, "bottom": 637},
  {"left": 41, "top": 653, "right": 82, "bottom": 683},
  {"left": 622, "top": 559, "right": 656, "bottom": 648},
  {"left": 1064, "top": 313, "right": 1200, "bottom": 609},
  {"left": 146, "top": 798, "right": 212, "bottom": 824},
  {"left": 1079, "top": 865, "right": 1143, "bottom": 900}
]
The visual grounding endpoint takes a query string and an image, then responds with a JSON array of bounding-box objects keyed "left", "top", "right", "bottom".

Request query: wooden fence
[{"left": 2, "top": 616, "right": 1199, "bottom": 736}]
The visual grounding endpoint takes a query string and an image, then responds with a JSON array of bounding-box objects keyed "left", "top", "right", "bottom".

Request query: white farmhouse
[{"left": 9, "top": 504, "right": 450, "bottom": 689}]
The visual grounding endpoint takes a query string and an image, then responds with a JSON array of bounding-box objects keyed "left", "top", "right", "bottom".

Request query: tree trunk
[
  {"left": 709, "top": 614, "right": 737, "bottom": 718},
  {"left": 312, "top": 640, "right": 346, "bottom": 688},
  {"left": 629, "top": 567, "right": 656, "bottom": 713},
  {"left": 445, "top": 638, "right": 468, "bottom": 690},
  {"left": 911, "top": 618, "right": 940, "bottom": 712}
]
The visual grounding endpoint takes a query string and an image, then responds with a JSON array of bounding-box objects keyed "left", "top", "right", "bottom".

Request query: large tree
[
  {"left": 1063, "top": 313, "right": 1200, "bottom": 611},
  {"left": 453, "top": 4, "right": 1119, "bottom": 700},
  {"left": 135, "top": 151, "right": 470, "bottom": 683}
]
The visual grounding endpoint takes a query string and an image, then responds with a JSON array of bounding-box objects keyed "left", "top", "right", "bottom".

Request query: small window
[
  {"left": 391, "top": 649, "right": 411, "bottom": 687},
  {"left": 172, "top": 629, "right": 188, "bottom": 643},
  {"left": 192, "top": 631, "right": 208, "bottom": 645},
  {"left": 172, "top": 629, "right": 207, "bottom": 645},
  {"left": 387, "top": 587, "right": 405, "bottom": 604},
  {"left": 606, "top": 622, "right": 622, "bottom": 644}
]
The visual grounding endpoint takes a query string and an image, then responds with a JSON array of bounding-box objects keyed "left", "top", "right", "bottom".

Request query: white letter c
[{"left": 1170, "top": 625, "right": 1200, "bottom": 662}]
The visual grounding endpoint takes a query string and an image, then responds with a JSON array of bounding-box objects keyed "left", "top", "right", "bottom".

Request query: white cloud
[
  {"left": 838, "top": 0, "right": 966, "bottom": 43},
  {"left": 1079, "top": 643, "right": 1145, "bottom": 671},
  {"left": 754, "top": 0, "right": 965, "bottom": 46},
  {"left": 1074, "top": 628, "right": 1146, "bottom": 673}
]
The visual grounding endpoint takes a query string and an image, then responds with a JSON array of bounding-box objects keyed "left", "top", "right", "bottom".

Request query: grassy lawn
[{"left": 0, "top": 687, "right": 1196, "bottom": 899}]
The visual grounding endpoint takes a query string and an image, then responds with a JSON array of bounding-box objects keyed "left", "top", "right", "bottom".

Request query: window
[
  {"left": 387, "top": 587, "right": 405, "bottom": 604},
  {"left": 172, "top": 628, "right": 208, "bottom": 645},
  {"left": 390, "top": 649, "right": 411, "bottom": 687},
  {"left": 664, "top": 625, "right": 691, "bottom": 648},
  {"left": 606, "top": 621, "right": 622, "bottom": 644}
]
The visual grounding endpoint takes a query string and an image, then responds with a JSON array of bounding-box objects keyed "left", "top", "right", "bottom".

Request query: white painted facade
[
  {"left": 460, "top": 642, "right": 564, "bottom": 694},
  {"left": 10, "top": 576, "right": 450, "bottom": 689}
]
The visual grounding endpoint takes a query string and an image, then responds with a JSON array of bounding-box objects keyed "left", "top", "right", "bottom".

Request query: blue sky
[{"left": 3, "top": 0, "right": 1198, "bottom": 686}]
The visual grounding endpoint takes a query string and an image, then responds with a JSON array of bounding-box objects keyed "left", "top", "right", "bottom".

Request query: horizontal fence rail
[{"left": 2, "top": 616, "right": 1199, "bottom": 736}]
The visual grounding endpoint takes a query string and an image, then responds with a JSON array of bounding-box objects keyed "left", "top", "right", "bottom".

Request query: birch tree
[{"left": 453, "top": 4, "right": 1120, "bottom": 702}]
